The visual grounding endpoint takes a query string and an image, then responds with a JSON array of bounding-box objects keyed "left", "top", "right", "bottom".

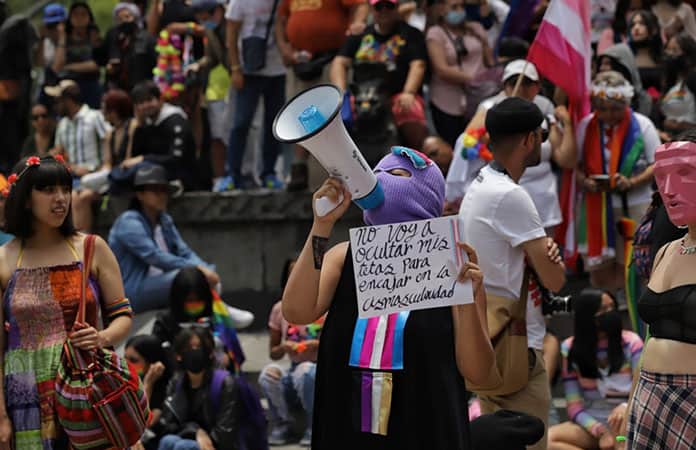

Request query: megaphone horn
[{"left": 273, "top": 84, "right": 383, "bottom": 216}]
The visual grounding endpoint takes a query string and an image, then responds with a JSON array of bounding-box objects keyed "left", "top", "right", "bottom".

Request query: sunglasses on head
[{"left": 374, "top": 1, "right": 397, "bottom": 11}]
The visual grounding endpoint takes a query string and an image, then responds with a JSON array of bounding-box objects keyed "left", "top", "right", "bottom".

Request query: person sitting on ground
[
  {"left": 125, "top": 334, "right": 174, "bottom": 448},
  {"left": 123, "top": 80, "right": 198, "bottom": 191},
  {"left": 548, "top": 289, "right": 643, "bottom": 450},
  {"left": 45, "top": 79, "right": 110, "bottom": 231},
  {"left": 259, "top": 257, "right": 321, "bottom": 447},
  {"left": 331, "top": 0, "right": 430, "bottom": 150},
  {"left": 78, "top": 89, "right": 139, "bottom": 230},
  {"left": 108, "top": 164, "right": 220, "bottom": 313},
  {"left": 154, "top": 327, "right": 241, "bottom": 450},
  {"left": 152, "top": 266, "right": 251, "bottom": 370},
  {"left": 21, "top": 102, "right": 56, "bottom": 158}
]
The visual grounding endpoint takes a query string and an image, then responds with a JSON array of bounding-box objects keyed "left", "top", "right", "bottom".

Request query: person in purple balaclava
[{"left": 282, "top": 146, "right": 495, "bottom": 450}]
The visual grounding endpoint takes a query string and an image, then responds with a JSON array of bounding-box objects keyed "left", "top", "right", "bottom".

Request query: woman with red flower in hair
[{"left": 0, "top": 156, "right": 133, "bottom": 449}]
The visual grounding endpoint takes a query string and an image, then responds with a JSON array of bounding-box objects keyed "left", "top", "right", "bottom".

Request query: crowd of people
[{"left": 0, "top": 0, "right": 695, "bottom": 449}]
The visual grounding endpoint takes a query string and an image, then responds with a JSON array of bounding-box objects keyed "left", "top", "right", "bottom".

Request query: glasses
[
  {"left": 374, "top": 2, "right": 397, "bottom": 12},
  {"left": 32, "top": 114, "right": 49, "bottom": 120}
]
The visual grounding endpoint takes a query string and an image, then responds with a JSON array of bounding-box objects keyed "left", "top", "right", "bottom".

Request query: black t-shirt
[{"left": 338, "top": 21, "right": 427, "bottom": 96}]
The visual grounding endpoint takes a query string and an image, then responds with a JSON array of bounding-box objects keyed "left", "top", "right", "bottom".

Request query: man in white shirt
[{"left": 459, "top": 97, "right": 566, "bottom": 450}]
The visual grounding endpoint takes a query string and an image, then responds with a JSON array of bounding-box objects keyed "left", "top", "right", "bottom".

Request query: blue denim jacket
[{"left": 108, "top": 209, "right": 210, "bottom": 299}]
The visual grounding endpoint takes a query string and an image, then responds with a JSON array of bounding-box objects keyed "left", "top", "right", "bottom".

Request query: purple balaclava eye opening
[{"left": 363, "top": 147, "right": 445, "bottom": 226}]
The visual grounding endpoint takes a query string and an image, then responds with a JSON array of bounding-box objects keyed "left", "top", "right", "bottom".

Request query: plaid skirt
[{"left": 628, "top": 370, "right": 696, "bottom": 449}]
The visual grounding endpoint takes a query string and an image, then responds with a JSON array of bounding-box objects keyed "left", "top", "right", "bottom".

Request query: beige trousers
[{"left": 478, "top": 348, "right": 551, "bottom": 450}]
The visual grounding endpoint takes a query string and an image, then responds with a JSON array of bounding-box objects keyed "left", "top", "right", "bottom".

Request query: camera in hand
[{"left": 542, "top": 294, "right": 573, "bottom": 316}]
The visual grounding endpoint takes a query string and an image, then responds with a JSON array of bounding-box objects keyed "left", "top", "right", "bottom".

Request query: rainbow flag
[
  {"left": 578, "top": 111, "right": 644, "bottom": 266},
  {"left": 211, "top": 291, "right": 246, "bottom": 373}
]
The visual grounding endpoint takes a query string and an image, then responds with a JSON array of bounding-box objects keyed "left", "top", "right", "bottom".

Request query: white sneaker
[{"left": 225, "top": 305, "right": 255, "bottom": 330}]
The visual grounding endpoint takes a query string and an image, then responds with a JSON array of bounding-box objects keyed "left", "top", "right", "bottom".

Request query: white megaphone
[{"left": 273, "top": 84, "right": 384, "bottom": 216}]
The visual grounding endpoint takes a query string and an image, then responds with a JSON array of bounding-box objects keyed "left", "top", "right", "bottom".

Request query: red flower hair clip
[{"left": 2, "top": 156, "right": 44, "bottom": 198}]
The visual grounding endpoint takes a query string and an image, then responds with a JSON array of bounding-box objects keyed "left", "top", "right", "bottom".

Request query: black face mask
[
  {"left": 664, "top": 55, "right": 685, "bottom": 72},
  {"left": 117, "top": 21, "right": 138, "bottom": 39},
  {"left": 596, "top": 310, "right": 622, "bottom": 335},
  {"left": 181, "top": 348, "right": 208, "bottom": 374}
]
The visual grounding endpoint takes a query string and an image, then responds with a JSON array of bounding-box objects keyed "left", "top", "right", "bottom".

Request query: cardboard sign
[{"left": 349, "top": 216, "right": 474, "bottom": 318}]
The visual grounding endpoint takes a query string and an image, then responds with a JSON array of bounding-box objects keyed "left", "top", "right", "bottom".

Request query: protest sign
[{"left": 349, "top": 216, "right": 474, "bottom": 318}]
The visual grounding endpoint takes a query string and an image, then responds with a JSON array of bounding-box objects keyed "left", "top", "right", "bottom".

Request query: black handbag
[
  {"left": 292, "top": 51, "right": 337, "bottom": 81},
  {"left": 241, "top": 0, "right": 280, "bottom": 72}
]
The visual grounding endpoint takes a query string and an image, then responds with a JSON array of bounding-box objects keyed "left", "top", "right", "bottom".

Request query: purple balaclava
[{"left": 363, "top": 147, "right": 445, "bottom": 226}]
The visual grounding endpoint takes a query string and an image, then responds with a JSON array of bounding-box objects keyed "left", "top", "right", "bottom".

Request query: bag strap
[
  {"left": 512, "top": 266, "right": 530, "bottom": 319},
  {"left": 264, "top": 0, "right": 281, "bottom": 44},
  {"left": 77, "top": 234, "right": 97, "bottom": 325},
  {"left": 441, "top": 26, "right": 463, "bottom": 66}
]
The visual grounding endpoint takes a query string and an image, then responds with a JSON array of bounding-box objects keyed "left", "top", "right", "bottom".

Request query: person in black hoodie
[
  {"left": 155, "top": 327, "right": 240, "bottom": 450},
  {"left": 125, "top": 80, "right": 198, "bottom": 190}
]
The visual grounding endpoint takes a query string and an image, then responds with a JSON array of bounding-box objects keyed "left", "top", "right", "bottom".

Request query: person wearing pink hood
[{"left": 623, "top": 130, "right": 696, "bottom": 450}]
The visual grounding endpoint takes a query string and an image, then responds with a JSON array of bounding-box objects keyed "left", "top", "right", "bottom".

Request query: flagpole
[{"left": 511, "top": 60, "right": 530, "bottom": 97}]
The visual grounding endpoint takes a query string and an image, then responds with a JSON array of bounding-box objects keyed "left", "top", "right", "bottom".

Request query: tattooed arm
[{"left": 283, "top": 179, "right": 353, "bottom": 324}]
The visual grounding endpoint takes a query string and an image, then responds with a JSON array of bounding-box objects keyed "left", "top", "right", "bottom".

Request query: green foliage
[{"left": 8, "top": 0, "right": 120, "bottom": 34}]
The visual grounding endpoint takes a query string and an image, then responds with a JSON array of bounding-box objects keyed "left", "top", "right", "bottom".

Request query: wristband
[{"left": 616, "top": 435, "right": 626, "bottom": 442}]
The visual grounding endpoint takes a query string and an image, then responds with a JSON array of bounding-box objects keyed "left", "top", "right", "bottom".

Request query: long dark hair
[
  {"left": 664, "top": 32, "right": 696, "bottom": 89},
  {"left": 125, "top": 334, "right": 173, "bottom": 382},
  {"left": 567, "top": 288, "right": 624, "bottom": 378},
  {"left": 169, "top": 266, "right": 214, "bottom": 324},
  {"left": 4, "top": 156, "right": 76, "bottom": 239},
  {"left": 612, "top": 0, "right": 655, "bottom": 39},
  {"left": 65, "top": 1, "right": 97, "bottom": 36},
  {"left": 173, "top": 326, "right": 216, "bottom": 372},
  {"left": 628, "top": 10, "right": 662, "bottom": 63}
]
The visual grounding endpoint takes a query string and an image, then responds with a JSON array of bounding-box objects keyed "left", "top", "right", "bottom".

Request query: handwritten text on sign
[{"left": 349, "top": 216, "right": 473, "bottom": 318}]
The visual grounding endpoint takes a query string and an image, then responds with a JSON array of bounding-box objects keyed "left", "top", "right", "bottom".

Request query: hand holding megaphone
[
  {"left": 273, "top": 84, "right": 384, "bottom": 217},
  {"left": 313, "top": 178, "right": 352, "bottom": 222}
]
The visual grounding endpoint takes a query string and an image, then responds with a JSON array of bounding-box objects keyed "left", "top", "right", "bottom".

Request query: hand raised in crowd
[
  {"left": 554, "top": 105, "right": 572, "bottom": 126},
  {"left": 312, "top": 178, "right": 352, "bottom": 227},
  {"left": 456, "top": 242, "right": 484, "bottom": 297},
  {"left": 0, "top": 414, "right": 11, "bottom": 450},
  {"left": 546, "top": 237, "right": 563, "bottom": 265},
  {"left": 196, "top": 428, "right": 216, "bottom": 450},
  {"left": 143, "top": 361, "right": 166, "bottom": 387},
  {"left": 69, "top": 322, "right": 108, "bottom": 351}
]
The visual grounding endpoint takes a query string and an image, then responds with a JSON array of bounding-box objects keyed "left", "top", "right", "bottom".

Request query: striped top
[
  {"left": 55, "top": 104, "right": 109, "bottom": 171},
  {"left": 561, "top": 330, "right": 643, "bottom": 437}
]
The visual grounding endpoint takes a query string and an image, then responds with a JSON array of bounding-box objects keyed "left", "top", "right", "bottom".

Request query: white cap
[{"left": 502, "top": 59, "right": 539, "bottom": 83}]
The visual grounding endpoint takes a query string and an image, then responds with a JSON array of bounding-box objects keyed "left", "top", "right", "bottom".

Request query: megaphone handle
[{"left": 315, "top": 192, "right": 345, "bottom": 217}]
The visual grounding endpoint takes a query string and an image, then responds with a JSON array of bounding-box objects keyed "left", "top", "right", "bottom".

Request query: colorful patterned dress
[{"left": 2, "top": 243, "right": 101, "bottom": 450}]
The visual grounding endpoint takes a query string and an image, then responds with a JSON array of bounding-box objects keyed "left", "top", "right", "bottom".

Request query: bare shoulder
[{"left": 0, "top": 239, "right": 20, "bottom": 289}]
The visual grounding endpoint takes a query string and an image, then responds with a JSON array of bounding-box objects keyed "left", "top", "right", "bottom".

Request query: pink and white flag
[
  {"left": 528, "top": 0, "right": 592, "bottom": 266},
  {"left": 528, "top": 0, "right": 591, "bottom": 117}
]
